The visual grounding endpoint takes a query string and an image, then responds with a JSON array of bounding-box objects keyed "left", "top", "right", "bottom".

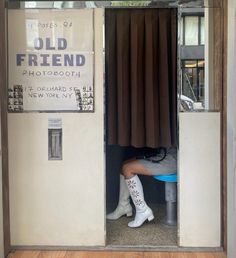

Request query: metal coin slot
[{"left": 48, "top": 129, "right": 62, "bottom": 160}]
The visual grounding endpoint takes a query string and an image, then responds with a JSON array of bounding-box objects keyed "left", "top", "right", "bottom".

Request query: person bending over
[{"left": 107, "top": 147, "right": 177, "bottom": 228}]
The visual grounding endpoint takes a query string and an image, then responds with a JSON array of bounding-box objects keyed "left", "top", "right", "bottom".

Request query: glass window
[
  {"left": 182, "top": 59, "right": 205, "bottom": 104},
  {"left": 184, "top": 60, "right": 197, "bottom": 68},
  {"left": 184, "top": 16, "right": 198, "bottom": 45},
  {"left": 198, "top": 60, "right": 204, "bottom": 67},
  {"left": 198, "top": 69, "right": 204, "bottom": 100},
  {"left": 25, "top": 2, "right": 37, "bottom": 8},
  {"left": 200, "top": 17, "right": 205, "bottom": 45},
  {"left": 182, "top": 15, "right": 204, "bottom": 46}
]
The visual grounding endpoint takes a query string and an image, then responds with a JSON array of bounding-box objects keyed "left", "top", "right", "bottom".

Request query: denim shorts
[{"left": 138, "top": 151, "right": 177, "bottom": 175}]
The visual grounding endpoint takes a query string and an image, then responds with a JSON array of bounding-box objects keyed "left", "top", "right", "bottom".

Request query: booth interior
[{"left": 104, "top": 5, "right": 178, "bottom": 247}]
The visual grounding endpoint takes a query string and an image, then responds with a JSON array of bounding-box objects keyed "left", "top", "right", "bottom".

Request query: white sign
[
  {"left": 48, "top": 118, "right": 62, "bottom": 129},
  {"left": 8, "top": 9, "right": 94, "bottom": 112}
]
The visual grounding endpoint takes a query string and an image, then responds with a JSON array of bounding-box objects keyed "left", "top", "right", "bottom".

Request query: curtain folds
[{"left": 106, "top": 9, "right": 177, "bottom": 148}]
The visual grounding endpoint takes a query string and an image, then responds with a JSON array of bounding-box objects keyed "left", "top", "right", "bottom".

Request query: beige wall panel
[
  {"left": 8, "top": 9, "right": 105, "bottom": 246},
  {"left": 179, "top": 112, "right": 221, "bottom": 247}
]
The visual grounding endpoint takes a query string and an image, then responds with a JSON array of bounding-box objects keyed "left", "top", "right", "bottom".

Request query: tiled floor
[{"left": 107, "top": 204, "right": 177, "bottom": 246}]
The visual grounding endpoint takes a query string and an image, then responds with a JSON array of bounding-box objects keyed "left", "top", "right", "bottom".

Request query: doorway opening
[{"left": 105, "top": 7, "right": 178, "bottom": 247}]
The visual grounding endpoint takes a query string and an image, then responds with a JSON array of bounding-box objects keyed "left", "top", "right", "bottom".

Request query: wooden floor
[{"left": 7, "top": 251, "right": 227, "bottom": 258}]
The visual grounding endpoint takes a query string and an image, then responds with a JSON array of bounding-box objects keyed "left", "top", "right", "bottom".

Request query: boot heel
[
  {"left": 126, "top": 211, "right": 133, "bottom": 217},
  {"left": 148, "top": 214, "right": 154, "bottom": 221}
]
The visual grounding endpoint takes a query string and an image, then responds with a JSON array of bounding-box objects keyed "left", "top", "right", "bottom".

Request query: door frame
[{"left": 0, "top": 0, "right": 11, "bottom": 256}]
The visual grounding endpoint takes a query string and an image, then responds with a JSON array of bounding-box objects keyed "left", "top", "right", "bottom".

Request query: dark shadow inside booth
[
  {"left": 106, "top": 145, "right": 178, "bottom": 246},
  {"left": 105, "top": 8, "right": 178, "bottom": 246},
  {"left": 106, "top": 145, "right": 166, "bottom": 212}
]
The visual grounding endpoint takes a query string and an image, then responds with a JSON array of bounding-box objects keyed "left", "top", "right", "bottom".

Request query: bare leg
[{"left": 122, "top": 160, "right": 152, "bottom": 179}]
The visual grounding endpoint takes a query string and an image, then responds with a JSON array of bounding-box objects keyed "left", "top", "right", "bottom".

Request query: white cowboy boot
[
  {"left": 107, "top": 174, "right": 133, "bottom": 220},
  {"left": 126, "top": 175, "right": 154, "bottom": 228}
]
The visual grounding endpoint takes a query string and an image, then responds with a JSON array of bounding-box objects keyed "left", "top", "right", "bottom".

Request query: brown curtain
[{"left": 106, "top": 9, "right": 177, "bottom": 148}]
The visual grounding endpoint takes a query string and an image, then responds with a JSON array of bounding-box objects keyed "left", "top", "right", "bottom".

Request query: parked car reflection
[{"left": 179, "top": 94, "right": 204, "bottom": 111}]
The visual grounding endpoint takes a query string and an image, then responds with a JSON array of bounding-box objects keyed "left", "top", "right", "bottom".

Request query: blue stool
[{"left": 153, "top": 173, "right": 177, "bottom": 226}]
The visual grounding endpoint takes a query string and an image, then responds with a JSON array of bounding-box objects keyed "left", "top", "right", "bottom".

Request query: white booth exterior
[{"left": 1, "top": 0, "right": 236, "bottom": 256}]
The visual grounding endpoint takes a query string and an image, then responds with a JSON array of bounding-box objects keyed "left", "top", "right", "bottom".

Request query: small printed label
[{"left": 48, "top": 118, "right": 62, "bottom": 129}]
